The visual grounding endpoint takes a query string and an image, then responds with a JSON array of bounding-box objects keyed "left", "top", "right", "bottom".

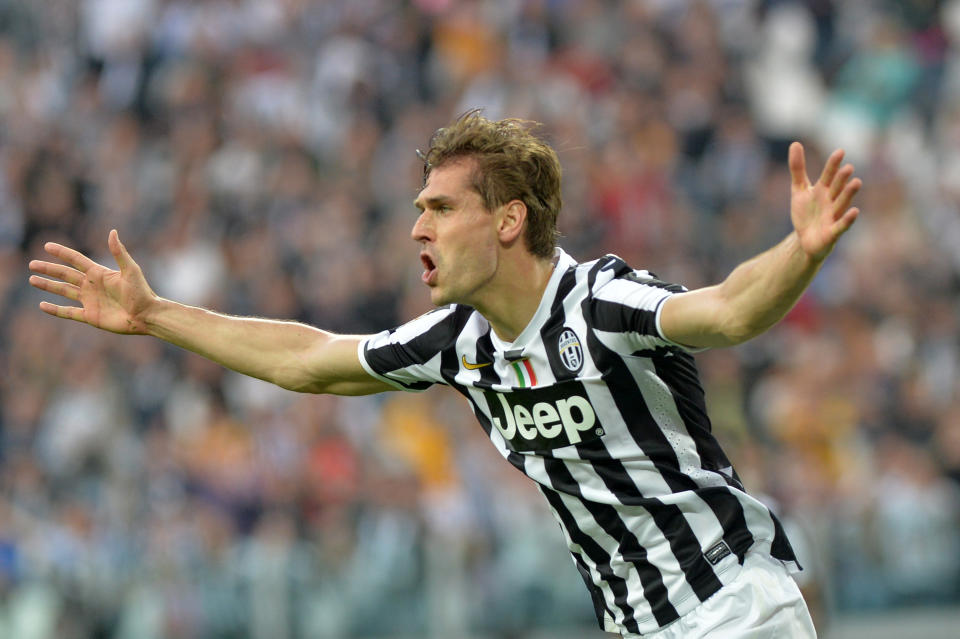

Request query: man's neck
[{"left": 473, "top": 252, "right": 558, "bottom": 343}]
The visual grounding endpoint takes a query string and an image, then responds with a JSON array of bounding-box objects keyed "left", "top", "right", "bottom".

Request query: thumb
[
  {"left": 108, "top": 229, "right": 133, "bottom": 271},
  {"left": 788, "top": 141, "right": 809, "bottom": 191}
]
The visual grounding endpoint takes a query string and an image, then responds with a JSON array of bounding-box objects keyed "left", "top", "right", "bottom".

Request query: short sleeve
[
  {"left": 591, "top": 269, "right": 702, "bottom": 354},
  {"left": 357, "top": 306, "right": 462, "bottom": 391}
]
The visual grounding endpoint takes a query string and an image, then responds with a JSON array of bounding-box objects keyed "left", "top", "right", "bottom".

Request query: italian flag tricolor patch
[{"left": 510, "top": 359, "right": 538, "bottom": 388}]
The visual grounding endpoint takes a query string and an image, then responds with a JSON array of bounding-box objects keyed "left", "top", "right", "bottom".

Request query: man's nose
[{"left": 411, "top": 211, "right": 431, "bottom": 242}]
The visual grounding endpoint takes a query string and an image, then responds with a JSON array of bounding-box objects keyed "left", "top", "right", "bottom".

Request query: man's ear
[{"left": 497, "top": 200, "right": 527, "bottom": 245}]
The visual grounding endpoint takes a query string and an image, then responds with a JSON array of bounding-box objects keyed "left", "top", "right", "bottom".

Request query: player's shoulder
[
  {"left": 381, "top": 303, "right": 486, "bottom": 358},
  {"left": 423, "top": 303, "right": 484, "bottom": 328},
  {"left": 394, "top": 303, "right": 474, "bottom": 337},
  {"left": 433, "top": 303, "right": 490, "bottom": 337},
  {"left": 579, "top": 253, "right": 682, "bottom": 291}
]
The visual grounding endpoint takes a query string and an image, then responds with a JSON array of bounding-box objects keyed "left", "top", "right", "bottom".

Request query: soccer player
[{"left": 28, "top": 112, "right": 860, "bottom": 638}]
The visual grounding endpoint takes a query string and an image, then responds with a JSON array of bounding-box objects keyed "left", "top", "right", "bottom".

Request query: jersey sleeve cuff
[
  {"left": 654, "top": 297, "right": 709, "bottom": 353},
  {"left": 355, "top": 337, "right": 428, "bottom": 392}
]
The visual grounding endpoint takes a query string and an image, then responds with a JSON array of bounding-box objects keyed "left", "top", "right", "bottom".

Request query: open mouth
[{"left": 420, "top": 252, "right": 438, "bottom": 285}]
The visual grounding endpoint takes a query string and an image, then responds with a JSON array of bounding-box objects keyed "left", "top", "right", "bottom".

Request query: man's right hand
[{"left": 29, "top": 229, "right": 157, "bottom": 335}]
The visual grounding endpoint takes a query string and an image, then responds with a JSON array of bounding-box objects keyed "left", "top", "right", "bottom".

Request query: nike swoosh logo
[{"left": 461, "top": 355, "right": 492, "bottom": 370}]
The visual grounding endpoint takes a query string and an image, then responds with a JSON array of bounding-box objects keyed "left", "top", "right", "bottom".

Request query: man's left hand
[{"left": 788, "top": 142, "right": 862, "bottom": 262}]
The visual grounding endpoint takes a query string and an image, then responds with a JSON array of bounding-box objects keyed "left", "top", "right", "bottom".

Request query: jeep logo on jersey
[
  {"left": 483, "top": 382, "right": 605, "bottom": 453},
  {"left": 558, "top": 328, "right": 584, "bottom": 372}
]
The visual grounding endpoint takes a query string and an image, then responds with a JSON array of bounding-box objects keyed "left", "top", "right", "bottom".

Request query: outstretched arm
[
  {"left": 660, "top": 142, "right": 862, "bottom": 348},
  {"left": 28, "top": 230, "right": 394, "bottom": 395}
]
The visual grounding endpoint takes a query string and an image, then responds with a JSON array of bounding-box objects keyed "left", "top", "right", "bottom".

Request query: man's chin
[
  {"left": 429, "top": 285, "right": 464, "bottom": 308},
  {"left": 430, "top": 293, "right": 452, "bottom": 306},
  {"left": 428, "top": 287, "right": 448, "bottom": 306}
]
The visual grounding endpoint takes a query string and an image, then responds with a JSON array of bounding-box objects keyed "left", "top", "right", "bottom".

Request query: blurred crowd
[{"left": 1, "top": 0, "right": 959, "bottom": 637}]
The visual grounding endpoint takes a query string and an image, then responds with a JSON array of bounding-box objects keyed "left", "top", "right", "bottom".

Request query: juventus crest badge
[{"left": 558, "top": 328, "right": 583, "bottom": 372}]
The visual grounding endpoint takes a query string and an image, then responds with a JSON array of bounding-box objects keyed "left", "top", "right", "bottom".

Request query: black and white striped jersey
[{"left": 357, "top": 248, "right": 799, "bottom": 635}]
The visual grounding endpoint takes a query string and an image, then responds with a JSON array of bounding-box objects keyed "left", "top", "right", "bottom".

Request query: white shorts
[{"left": 622, "top": 553, "right": 817, "bottom": 639}]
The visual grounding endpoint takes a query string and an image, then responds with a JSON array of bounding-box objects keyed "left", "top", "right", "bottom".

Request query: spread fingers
[
  {"left": 38, "top": 301, "right": 85, "bottom": 322},
  {"left": 42, "top": 242, "right": 97, "bottom": 273},
  {"left": 818, "top": 149, "right": 845, "bottom": 188},
  {"left": 29, "top": 275, "right": 81, "bottom": 302},
  {"left": 28, "top": 260, "right": 85, "bottom": 286},
  {"left": 829, "top": 164, "right": 855, "bottom": 200}
]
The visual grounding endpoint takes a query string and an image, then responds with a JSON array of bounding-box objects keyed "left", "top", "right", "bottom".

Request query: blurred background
[{"left": 1, "top": 0, "right": 959, "bottom": 637}]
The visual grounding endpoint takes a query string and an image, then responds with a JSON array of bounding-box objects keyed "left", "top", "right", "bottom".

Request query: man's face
[{"left": 412, "top": 158, "right": 500, "bottom": 307}]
